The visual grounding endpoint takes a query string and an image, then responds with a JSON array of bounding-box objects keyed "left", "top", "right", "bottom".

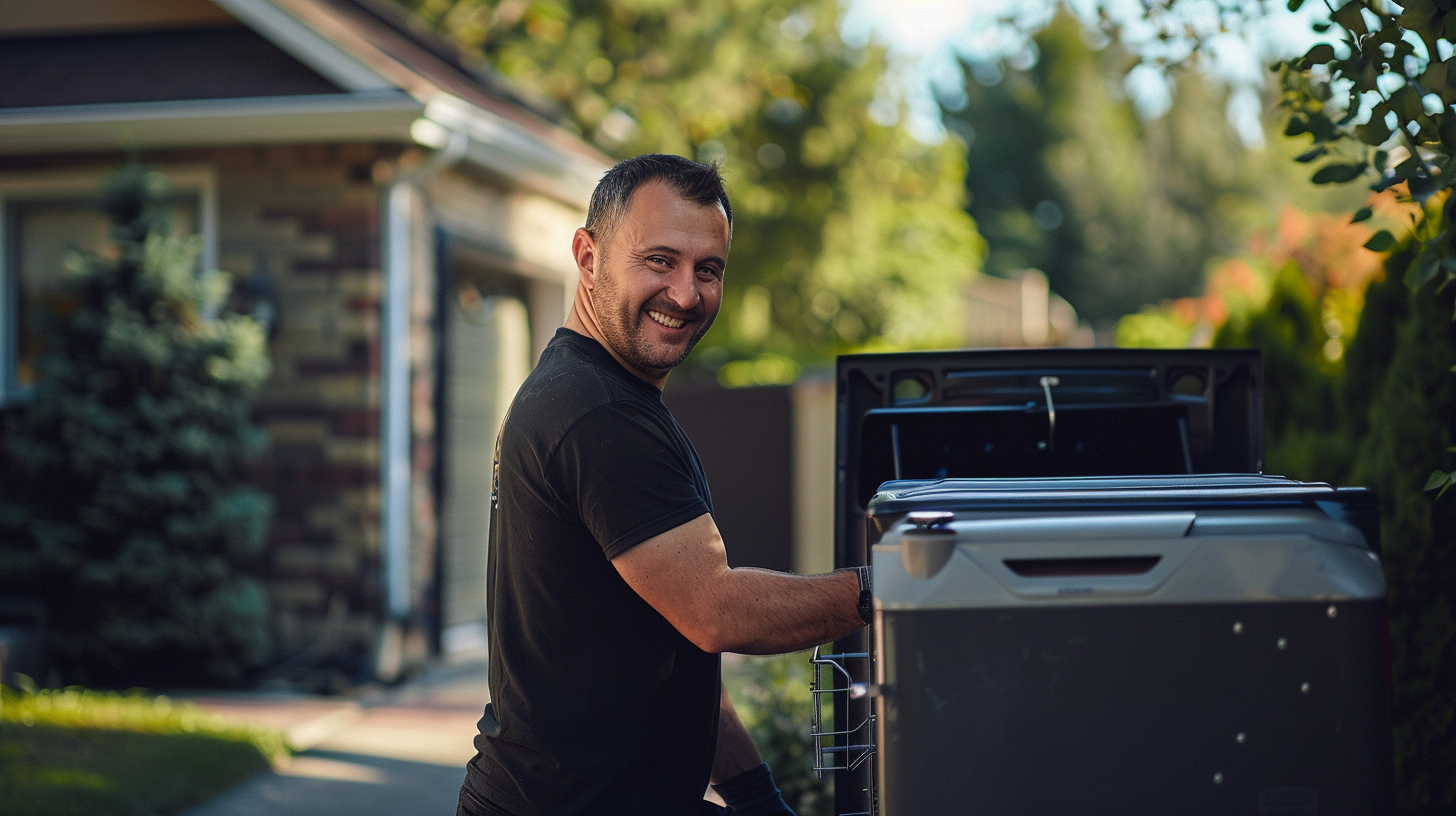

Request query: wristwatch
[{"left": 855, "top": 566, "right": 873, "bottom": 625}]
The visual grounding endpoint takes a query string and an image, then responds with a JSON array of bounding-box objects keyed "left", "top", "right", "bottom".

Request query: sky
[{"left": 841, "top": 0, "right": 1329, "bottom": 145}]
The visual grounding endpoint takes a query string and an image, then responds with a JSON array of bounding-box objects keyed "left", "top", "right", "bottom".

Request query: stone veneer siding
[{"left": 214, "top": 144, "right": 397, "bottom": 672}]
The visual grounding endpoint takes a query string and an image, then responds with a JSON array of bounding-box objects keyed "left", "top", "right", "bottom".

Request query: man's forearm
[
  {"left": 703, "top": 567, "right": 862, "bottom": 654},
  {"left": 712, "top": 687, "right": 761, "bottom": 784},
  {"left": 712, "top": 688, "right": 797, "bottom": 815},
  {"left": 613, "top": 513, "right": 865, "bottom": 654}
]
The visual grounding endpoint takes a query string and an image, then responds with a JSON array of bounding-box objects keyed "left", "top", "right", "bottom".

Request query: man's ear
[{"left": 571, "top": 227, "right": 598, "bottom": 290}]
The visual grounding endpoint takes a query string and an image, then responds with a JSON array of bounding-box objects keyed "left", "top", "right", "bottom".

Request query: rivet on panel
[
  {"left": 1232, "top": 622, "right": 1243, "bottom": 635},
  {"left": 1327, "top": 605, "right": 1338, "bottom": 619},
  {"left": 1236, "top": 732, "right": 1246, "bottom": 744},
  {"left": 1277, "top": 637, "right": 1288, "bottom": 650},
  {"left": 1213, "top": 772, "right": 1224, "bottom": 785},
  {"left": 1301, "top": 682, "right": 1311, "bottom": 694}
]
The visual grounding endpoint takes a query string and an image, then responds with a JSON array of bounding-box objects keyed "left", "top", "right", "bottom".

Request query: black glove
[{"left": 712, "top": 762, "right": 796, "bottom": 816}]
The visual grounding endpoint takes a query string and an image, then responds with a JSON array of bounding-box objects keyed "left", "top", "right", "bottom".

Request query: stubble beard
[{"left": 593, "top": 261, "right": 714, "bottom": 378}]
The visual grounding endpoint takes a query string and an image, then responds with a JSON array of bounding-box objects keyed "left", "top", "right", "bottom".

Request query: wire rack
[{"left": 808, "top": 645, "right": 875, "bottom": 779}]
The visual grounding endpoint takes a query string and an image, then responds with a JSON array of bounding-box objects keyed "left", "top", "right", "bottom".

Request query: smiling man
[{"left": 457, "top": 155, "right": 870, "bottom": 816}]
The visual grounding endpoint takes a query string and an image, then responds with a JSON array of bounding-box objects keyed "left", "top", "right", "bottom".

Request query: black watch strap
[{"left": 855, "top": 566, "right": 873, "bottom": 625}]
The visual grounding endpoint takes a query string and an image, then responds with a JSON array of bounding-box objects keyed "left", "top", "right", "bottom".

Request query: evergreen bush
[
  {"left": 1351, "top": 273, "right": 1456, "bottom": 812},
  {"left": 0, "top": 165, "right": 272, "bottom": 687}
]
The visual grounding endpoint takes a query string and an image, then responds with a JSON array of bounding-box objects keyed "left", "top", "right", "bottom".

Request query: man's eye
[{"left": 697, "top": 267, "right": 721, "bottom": 279}]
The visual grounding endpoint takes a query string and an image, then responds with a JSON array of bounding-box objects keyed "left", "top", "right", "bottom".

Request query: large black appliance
[{"left": 816, "top": 349, "right": 1393, "bottom": 815}]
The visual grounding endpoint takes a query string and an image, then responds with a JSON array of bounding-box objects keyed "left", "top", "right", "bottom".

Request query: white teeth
[{"left": 648, "top": 310, "right": 685, "bottom": 329}]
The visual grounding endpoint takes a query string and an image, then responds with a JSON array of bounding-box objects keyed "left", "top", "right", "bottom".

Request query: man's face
[{"left": 590, "top": 181, "right": 729, "bottom": 380}]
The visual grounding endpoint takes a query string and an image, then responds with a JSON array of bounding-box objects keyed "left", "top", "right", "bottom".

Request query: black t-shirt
[{"left": 463, "top": 328, "right": 721, "bottom": 815}]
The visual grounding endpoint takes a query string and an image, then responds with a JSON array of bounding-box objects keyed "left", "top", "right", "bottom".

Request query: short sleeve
[{"left": 549, "top": 401, "right": 710, "bottom": 559}]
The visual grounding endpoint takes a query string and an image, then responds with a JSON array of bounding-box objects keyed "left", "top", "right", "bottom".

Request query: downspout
[{"left": 377, "top": 122, "right": 467, "bottom": 680}]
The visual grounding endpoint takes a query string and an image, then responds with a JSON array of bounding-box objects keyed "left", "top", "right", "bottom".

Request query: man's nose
[{"left": 663, "top": 266, "right": 701, "bottom": 309}]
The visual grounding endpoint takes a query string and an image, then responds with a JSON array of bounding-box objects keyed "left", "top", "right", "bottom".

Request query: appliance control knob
[{"left": 907, "top": 510, "right": 955, "bottom": 531}]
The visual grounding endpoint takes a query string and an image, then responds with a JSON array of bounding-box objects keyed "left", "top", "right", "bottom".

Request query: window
[{"left": 0, "top": 168, "right": 215, "bottom": 404}]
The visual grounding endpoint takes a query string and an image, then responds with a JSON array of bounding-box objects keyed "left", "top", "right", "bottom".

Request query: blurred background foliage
[
  {"left": 0, "top": 166, "right": 272, "bottom": 688},
  {"left": 395, "top": 0, "right": 983, "bottom": 373},
  {"left": 947, "top": 8, "right": 1367, "bottom": 326}
]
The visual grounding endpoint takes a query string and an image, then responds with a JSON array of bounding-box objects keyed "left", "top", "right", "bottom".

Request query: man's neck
[{"left": 564, "top": 285, "right": 669, "bottom": 389}]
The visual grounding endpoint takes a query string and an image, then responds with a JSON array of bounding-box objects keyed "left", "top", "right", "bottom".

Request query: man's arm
[
  {"left": 710, "top": 686, "right": 795, "bottom": 815},
  {"left": 712, "top": 686, "right": 761, "bottom": 784},
  {"left": 612, "top": 512, "right": 863, "bottom": 654}
]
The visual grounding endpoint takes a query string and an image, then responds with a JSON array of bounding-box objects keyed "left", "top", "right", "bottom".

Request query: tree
[
  {"left": 1276, "top": 0, "right": 1456, "bottom": 273},
  {"left": 1277, "top": 0, "right": 1456, "bottom": 499},
  {"left": 945, "top": 8, "right": 1364, "bottom": 326},
  {"left": 397, "top": 0, "right": 982, "bottom": 370},
  {"left": 0, "top": 166, "right": 272, "bottom": 687}
]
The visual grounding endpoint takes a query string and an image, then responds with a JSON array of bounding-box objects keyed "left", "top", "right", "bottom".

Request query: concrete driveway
[{"left": 179, "top": 660, "right": 489, "bottom": 816}]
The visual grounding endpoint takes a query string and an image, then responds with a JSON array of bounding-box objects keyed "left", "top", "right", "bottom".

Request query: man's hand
[{"left": 612, "top": 513, "right": 863, "bottom": 654}]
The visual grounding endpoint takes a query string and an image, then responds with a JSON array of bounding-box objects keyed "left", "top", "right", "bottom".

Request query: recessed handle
[{"left": 1003, "top": 555, "right": 1162, "bottom": 578}]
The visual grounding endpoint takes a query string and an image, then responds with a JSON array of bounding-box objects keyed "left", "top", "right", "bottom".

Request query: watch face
[{"left": 858, "top": 589, "right": 873, "bottom": 624}]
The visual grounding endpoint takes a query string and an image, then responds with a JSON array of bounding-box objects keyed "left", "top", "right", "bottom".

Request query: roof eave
[
  {"left": 416, "top": 93, "right": 603, "bottom": 206},
  {"left": 0, "top": 92, "right": 603, "bottom": 208}
]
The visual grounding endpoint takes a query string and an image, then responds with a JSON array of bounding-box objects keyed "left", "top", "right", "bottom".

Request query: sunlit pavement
[{"left": 178, "top": 659, "right": 489, "bottom": 816}]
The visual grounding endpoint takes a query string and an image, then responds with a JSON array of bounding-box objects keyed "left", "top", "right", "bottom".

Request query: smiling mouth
[{"left": 647, "top": 310, "right": 687, "bottom": 329}]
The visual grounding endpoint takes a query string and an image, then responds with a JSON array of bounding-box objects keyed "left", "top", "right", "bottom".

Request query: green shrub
[
  {"left": 0, "top": 165, "right": 272, "bottom": 687},
  {"left": 1349, "top": 273, "right": 1456, "bottom": 812}
]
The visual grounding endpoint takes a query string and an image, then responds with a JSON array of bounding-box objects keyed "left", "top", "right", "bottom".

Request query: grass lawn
[{"left": 0, "top": 684, "right": 287, "bottom": 816}]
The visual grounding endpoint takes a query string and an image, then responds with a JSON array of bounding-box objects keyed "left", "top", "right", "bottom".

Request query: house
[
  {"left": 963, "top": 269, "right": 1093, "bottom": 349},
  {"left": 0, "top": 0, "right": 610, "bottom": 683}
]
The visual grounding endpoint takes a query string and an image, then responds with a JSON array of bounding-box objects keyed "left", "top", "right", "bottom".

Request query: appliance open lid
[{"left": 833, "top": 348, "right": 1264, "bottom": 570}]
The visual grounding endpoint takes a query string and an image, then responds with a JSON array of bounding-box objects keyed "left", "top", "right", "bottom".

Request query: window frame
[{"left": 0, "top": 166, "right": 217, "bottom": 406}]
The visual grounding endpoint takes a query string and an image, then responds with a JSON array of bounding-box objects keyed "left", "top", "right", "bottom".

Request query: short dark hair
[{"left": 584, "top": 154, "right": 732, "bottom": 248}]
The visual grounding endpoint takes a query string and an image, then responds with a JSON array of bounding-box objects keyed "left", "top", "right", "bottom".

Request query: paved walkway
[{"left": 178, "top": 659, "right": 489, "bottom": 816}]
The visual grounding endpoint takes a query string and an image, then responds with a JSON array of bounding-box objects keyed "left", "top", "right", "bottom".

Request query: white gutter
[
  {"left": 0, "top": 93, "right": 421, "bottom": 154},
  {"left": 381, "top": 126, "right": 469, "bottom": 624}
]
